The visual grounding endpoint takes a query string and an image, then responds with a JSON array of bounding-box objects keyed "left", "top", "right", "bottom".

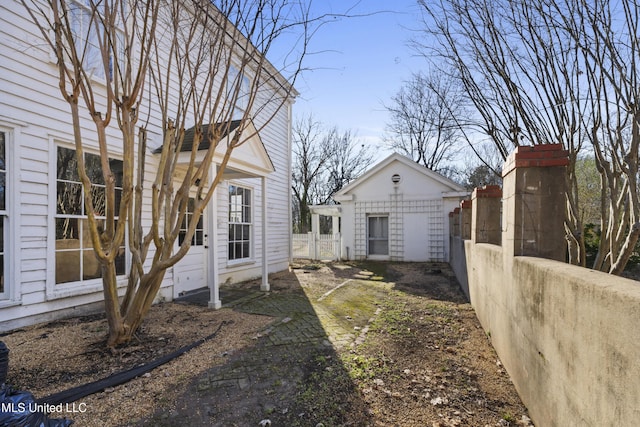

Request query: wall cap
[{"left": 502, "top": 144, "right": 569, "bottom": 177}]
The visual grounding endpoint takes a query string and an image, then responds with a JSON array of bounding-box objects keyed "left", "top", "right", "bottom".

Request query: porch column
[
  {"left": 331, "top": 215, "right": 339, "bottom": 234},
  {"left": 208, "top": 167, "right": 222, "bottom": 309},
  {"left": 261, "top": 176, "right": 270, "bottom": 291}
]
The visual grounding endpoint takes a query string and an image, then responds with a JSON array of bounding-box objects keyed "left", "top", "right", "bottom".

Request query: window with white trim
[
  {"left": 227, "top": 65, "right": 250, "bottom": 119},
  {"left": 0, "top": 132, "right": 6, "bottom": 298},
  {"left": 68, "top": 0, "right": 125, "bottom": 81},
  {"left": 228, "top": 185, "right": 251, "bottom": 261},
  {"left": 55, "top": 146, "right": 125, "bottom": 284},
  {"left": 367, "top": 215, "right": 389, "bottom": 256},
  {"left": 179, "top": 197, "right": 204, "bottom": 246}
]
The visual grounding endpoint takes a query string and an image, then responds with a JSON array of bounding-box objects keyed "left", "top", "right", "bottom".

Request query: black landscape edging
[{"left": 36, "top": 320, "right": 231, "bottom": 405}]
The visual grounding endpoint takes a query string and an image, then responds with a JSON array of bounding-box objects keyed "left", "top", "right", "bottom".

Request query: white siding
[
  {"left": 338, "top": 155, "right": 465, "bottom": 262},
  {"left": 0, "top": 0, "right": 294, "bottom": 331}
]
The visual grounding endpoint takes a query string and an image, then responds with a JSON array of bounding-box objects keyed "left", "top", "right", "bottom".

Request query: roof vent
[{"left": 391, "top": 173, "right": 401, "bottom": 184}]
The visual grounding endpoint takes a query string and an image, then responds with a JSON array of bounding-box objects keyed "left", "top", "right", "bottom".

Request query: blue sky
[{"left": 289, "top": 0, "right": 426, "bottom": 154}]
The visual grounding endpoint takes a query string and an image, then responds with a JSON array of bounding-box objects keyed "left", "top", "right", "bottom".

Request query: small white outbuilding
[{"left": 333, "top": 153, "right": 468, "bottom": 262}]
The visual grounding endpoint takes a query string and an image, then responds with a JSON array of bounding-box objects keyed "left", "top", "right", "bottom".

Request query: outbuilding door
[{"left": 367, "top": 215, "right": 389, "bottom": 258}]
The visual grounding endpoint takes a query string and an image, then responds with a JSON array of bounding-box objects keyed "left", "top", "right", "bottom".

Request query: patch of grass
[
  {"left": 370, "top": 298, "right": 413, "bottom": 337},
  {"left": 502, "top": 411, "right": 517, "bottom": 423},
  {"left": 317, "top": 281, "right": 389, "bottom": 333},
  {"left": 342, "top": 353, "right": 390, "bottom": 382}
]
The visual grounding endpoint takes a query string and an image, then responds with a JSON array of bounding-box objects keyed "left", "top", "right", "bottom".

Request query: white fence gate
[{"left": 292, "top": 233, "right": 341, "bottom": 260}]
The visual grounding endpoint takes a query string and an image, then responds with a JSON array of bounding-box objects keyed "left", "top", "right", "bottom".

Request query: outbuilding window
[{"left": 367, "top": 215, "right": 389, "bottom": 256}]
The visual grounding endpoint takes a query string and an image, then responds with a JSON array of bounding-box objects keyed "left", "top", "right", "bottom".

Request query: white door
[
  {"left": 367, "top": 215, "right": 389, "bottom": 259},
  {"left": 173, "top": 198, "right": 207, "bottom": 297},
  {"left": 403, "top": 213, "right": 430, "bottom": 261}
]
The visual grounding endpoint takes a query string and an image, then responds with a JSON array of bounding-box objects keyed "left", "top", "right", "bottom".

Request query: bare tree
[
  {"left": 23, "top": 0, "right": 314, "bottom": 346},
  {"left": 323, "top": 129, "right": 375, "bottom": 203},
  {"left": 384, "top": 71, "right": 466, "bottom": 174},
  {"left": 291, "top": 115, "right": 335, "bottom": 233},
  {"left": 417, "top": 0, "right": 639, "bottom": 273},
  {"left": 292, "top": 114, "right": 374, "bottom": 233}
]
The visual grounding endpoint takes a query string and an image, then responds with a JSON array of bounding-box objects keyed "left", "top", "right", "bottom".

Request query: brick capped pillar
[
  {"left": 471, "top": 185, "right": 502, "bottom": 245},
  {"left": 501, "top": 144, "right": 569, "bottom": 261},
  {"left": 460, "top": 200, "right": 472, "bottom": 240}
]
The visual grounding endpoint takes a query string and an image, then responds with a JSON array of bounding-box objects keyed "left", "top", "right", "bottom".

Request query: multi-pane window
[
  {"left": 69, "top": 0, "right": 125, "bottom": 81},
  {"left": 179, "top": 198, "right": 204, "bottom": 246},
  {"left": 0, "top": 132, "right": 6, "bottom": 296},
  {"left": 227, "top": 65, "right": 250, "bottom": 119},
  {"left": 368, "top": 215, "right": 389, "bottom": 256},
  {"left": 228, "top": 185, "right": 251, "bottom": 261},
  {"left": 55, "top": 146, "right": 125, "bottom": 284}
]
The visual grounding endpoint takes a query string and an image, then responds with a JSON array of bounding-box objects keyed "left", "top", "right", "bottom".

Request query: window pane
[
  {"left": 369, "top": 240, "right": 388, "bottom": 256},
  {"left": 0, "top": 172, "right": 4, "bottom": 212},
  {"left": 0, "top": 254, "right": 3, "bottom": 293},
  {"left": 241, "top": 242, "right": 249, "bottom": 258},
  {"left": 89, "top": 185, "right": 106, "bottom": 216},
  {"left": 115, "top": 247, "right": 126, "bottom": 275},
  {"left": 228, "top": 242, "right": 235, "bottom": 260},
  {"left": 56, "top": 217, "right": 79, "bottom": 241},
  {"left": 85, "top": 152, "right": 103, "bottom": 184},
  {"left": 110, "top": 158, "right": 123, "bottom": 187},
  {"left": 0, "top": 218, "right": 3, "bottom": 253},
  {"left": 57, "top": 181, "right": 83, "bottom": 215},
  {"left": 195, "top": 230, "right": 203, "bottom": 246},
  {"left": 56, "top": 250, "right": 81, "bottom": 284},
  {"left": 242, "top": 224, "right": 250, "bottom": 241},
  {"left": 82, "top": 249, "right": 101, "bottom": 280},
  {"left": 0, "top": 131, "right": 5, "bottom": 165},
  {"left": 179, "top": 231, "right": 186, "bottom": 245},
  {"left": 114, "top": 188, "right": 122, "bottom": 215},
  {"left": 57, "top": 146, "right": 79, "bottom": 181}
]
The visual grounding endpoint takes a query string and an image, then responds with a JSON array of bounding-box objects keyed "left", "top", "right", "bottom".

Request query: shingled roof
[{"left": 153, "top": 119, "right": 242, "bottom": 153}]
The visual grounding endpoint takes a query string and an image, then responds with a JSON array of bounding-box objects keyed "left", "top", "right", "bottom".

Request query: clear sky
[{"left": 289, "top": 0, "right": 427, "bottom": 155}]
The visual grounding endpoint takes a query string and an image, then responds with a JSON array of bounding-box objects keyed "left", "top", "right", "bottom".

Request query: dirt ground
[{"left": 1, "top": 261, "right": 533, "bottom": 426}]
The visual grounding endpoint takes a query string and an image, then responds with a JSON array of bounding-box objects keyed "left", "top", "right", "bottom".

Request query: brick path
[{"left": 144, "top": 272, "right": 385, "bottom": 426}]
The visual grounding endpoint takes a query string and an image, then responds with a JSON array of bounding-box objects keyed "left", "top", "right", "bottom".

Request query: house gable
[
  {"left": 335, "top": 153, "right": 465, "bottom": 202},
  {"left": 156, "top": 119, "right": 275, "bottom": 179}
]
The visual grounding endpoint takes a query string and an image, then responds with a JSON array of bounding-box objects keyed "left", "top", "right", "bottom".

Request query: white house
[
  {"left": 334, "top": 153, "right": 467, "bottom": 262},
  {"left": 0, "top": 0, "right": 296, "bottom": 331}
]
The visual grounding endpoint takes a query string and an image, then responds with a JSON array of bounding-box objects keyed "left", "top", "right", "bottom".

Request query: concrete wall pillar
[
  {"left": 501, "top": 144, "right": 569, "bottom": 261},
  {"left": 460, "top": 200, "right": 472, "bottom": 240},
  {"left": 451, "top": 207, "right": 461, "bottom": 237},
  {"left": 471, "top": 185, "right": 502, "bottom": 245}
]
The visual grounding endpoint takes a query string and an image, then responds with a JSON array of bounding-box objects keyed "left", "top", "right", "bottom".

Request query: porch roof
[{"left": 154, "top": 119, "right": 275, "bottom": 179}]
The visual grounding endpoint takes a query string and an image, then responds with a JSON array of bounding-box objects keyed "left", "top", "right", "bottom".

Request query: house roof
[
  {"left": 153, "top": 119, "right": 275, "bottom": 178},
  {"left": 334, "top": 152, "right": 466, "bottom": 200}
]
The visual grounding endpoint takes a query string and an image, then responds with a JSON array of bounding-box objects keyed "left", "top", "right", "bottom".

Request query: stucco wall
[{"left": 451, "top": 237, "right": 640, "bottom": 426}]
